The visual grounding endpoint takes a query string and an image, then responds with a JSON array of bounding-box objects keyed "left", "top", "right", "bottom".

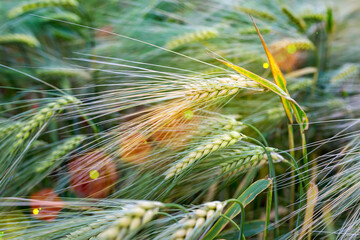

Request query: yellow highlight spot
[
  {"left": 287, "top": 44, "right": 297, "bottom": 54},
  {"left": 184, "top": 110, "right": 193, "bottom": 120},
  {"left": 33, "top": 208, "right": 39, "bottom": 215},
  {"left": 263, "top": 62, "right": 269, "bottom": 69},
  {"left": 89, "top": 170, "right": 99, "bottom": 180}
]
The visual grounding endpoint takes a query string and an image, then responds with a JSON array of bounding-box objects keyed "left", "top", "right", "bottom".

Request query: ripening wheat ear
[
  {"left": 97, "top": 201, "right": 164, "bottom": 240},
  {"left": 165, "top": 130, "right": 245, "bottom": 179},
  {"left": 8, "top": 0, "right": 79, "bottom": 18},
  {"left": 186, "top": 74, "right": 265, "bottom": 103},
  {"left": 0, "top": 34, "right": 40, "bottom": 48}
]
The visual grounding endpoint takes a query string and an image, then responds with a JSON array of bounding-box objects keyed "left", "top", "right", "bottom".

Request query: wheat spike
[
  {"left": 97, "top": 201, "right": 164, "bottom": 240},
  {"left": 0, "top": 34, "right": 40, "bottom": 47},
  {"left": 34, "top": 135, "right": 85, "bottom": 172},
  {"left": 236, "top": 7, "right": 276, "bottom": 21},
  {"left": 301, "top": 13, "right": 325, "bottom": 23},
  {"left": 330, "top": 64, "right": 359, "bottom": 84},
  {"left": 281, "top": 7, "right": 306, "bottom": 32},
  {"left": 165, "top": 29, "right": 218, "bottom": 49},
  {"left": 8, "top": 0, "right": 79, "bottom": 18},
  {"left": 186, "top": 74, "right": 265, "bottom": 103},
  {"left": 36, "top": 68, "right": 91, "bottom": 80},
  {"left": 239, "top": 27, "right": 271, "bottom": 35},
  {"left": 221, "top": 146, "right": 285, "bottom": 176},
  {"left": 12, "top": 95, "right": 80, "bottom": 150},
  {"left": 271, "top": 38, "right": 315, "bottom": 52},
  {"left": 0, "top": 121, "right": 23, "bottom": 139},
  {"left": 43, "top": 11, "right": 81, "bottom": 23},
  {"left": 165, "top": 131, "right": 245, "bottom": 179},
  {"left": 171, "top": 201, "right": 224, "bottom": 240}
]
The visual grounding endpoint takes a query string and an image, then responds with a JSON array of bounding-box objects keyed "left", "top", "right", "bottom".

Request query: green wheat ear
[
  {"left": 165, "top": 130, "right": 245, "bottom": 179},
  {"left": 8, "top": 0, "right": 79, "bottom": 18},
  {"left": 165, "top": 29, "right": 219, "bottom": 49},
  {"left": 236, "top": 7, "right": 276, "bottom": 21},
  {"left": 43, "top": 11, "right": 81, "bottom": 23},
  {"left": 34, "top": 135, "right": 85, "bottom": 172},
  {"left": 281, "top": 7, "right": 307, "bottom": 32},
  {"left": 0, "top": 34, "right": 40, "bottom": 47},
  {"left": 12, "top": 95, "right": 81, "bottom": 151},
  {"left": 36, "top": 68, "right": 91, "bottom": 80}
]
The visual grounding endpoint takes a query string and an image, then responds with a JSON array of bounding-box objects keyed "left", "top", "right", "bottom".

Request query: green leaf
[
  {"left": 250, "top": 16, "right": 309, "bottom": 131},
  {"left": 203, "top": 179, "right": 272, "bottom": 240},
  {"left": 219, "top": 59, "right": 308, "bottom": 131},
  {"left": 218, "top": 220, "right": 269, "bottom": 238}
]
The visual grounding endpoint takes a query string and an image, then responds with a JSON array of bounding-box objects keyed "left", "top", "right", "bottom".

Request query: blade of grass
[
  {"left": 203, "top": 179, "right": 272, "bottom": 240},
  {"left": 250, "top": 16, "right": 309, "bottom": 132}
]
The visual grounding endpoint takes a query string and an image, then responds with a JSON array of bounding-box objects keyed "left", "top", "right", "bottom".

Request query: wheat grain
[{"left": 165, "top": 131, "right": 245, "bottom": 179}]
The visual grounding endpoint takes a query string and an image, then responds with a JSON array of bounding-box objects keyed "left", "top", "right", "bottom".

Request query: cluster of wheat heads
[{"left": 1, "top": 0, "right": 360, "bottom": 239}]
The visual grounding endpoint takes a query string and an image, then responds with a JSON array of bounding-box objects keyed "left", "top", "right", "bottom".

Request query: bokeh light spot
[
  {"left": 33, "top": 208, "right": 39, "bottom": 215},
  {"left": 263, "top": 62, "right": 269, "bottom": 69},
  {"left": 89, "top": 170, "right": 99, "bottom": 180}
]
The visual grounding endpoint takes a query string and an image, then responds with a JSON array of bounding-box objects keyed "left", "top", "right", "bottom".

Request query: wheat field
[{"left": 0, "top": 0, "right": 359, "bottom": 239}]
